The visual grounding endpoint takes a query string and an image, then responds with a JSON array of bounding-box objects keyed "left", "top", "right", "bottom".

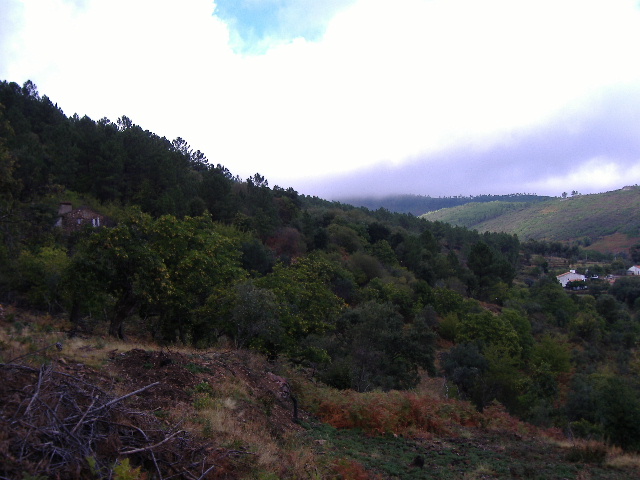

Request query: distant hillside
[
  {"left": 422, "top": 187, "right": 640, "bottom": 252},
  {"left": 340, "top": 193, "right": 551, "bottom": 216}
]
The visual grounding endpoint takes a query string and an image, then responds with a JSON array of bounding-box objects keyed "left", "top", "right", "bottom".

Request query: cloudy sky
[{"left": 2, "top": 0, "right": 640, "bottom": 200}]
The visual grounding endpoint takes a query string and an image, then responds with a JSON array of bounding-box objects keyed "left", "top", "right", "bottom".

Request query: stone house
[{"left": 55, "top": 203, "right": 108, "bottom": 233}]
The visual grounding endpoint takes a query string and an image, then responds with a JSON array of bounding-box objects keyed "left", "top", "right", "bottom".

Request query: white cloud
[
  {"left": 527, "top": 157, "right": 640, "bottom": 195},
  {"left": 2, "top": 0, "right": 640, "bottom": 193}
]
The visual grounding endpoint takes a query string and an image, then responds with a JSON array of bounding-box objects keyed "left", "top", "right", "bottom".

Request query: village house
[
  {"left": 55, "top": 203, "right": 108, "bottom": 233},
  {"left": 628, "top": 265, "right": 640, "bottom": 276},
  {"left": 556, "top": 270, "right": 586, "bottom": 287}
]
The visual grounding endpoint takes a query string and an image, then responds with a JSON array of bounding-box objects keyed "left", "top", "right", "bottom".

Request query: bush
[
  {"left": 441, "top": 343, "right": 488, "bottom": 408},
  {"left": 15, "top": 246, "right": 70, "bottom": 311},
  {"left": 438, "top": 312, "right": 459, "bottom": 342},
  {"left": 530, "top": 334, "right": 571, "bottom": 374},
  {"left": 315, "top": 390, "right": 479, "bottom": 436},
  {"left": 566, "top": 374, "right": 640, "bottom": 450},
  {"left": 611, "top": 277, "right": 640, "bottom": 307},
  {"left": 318, "top": 301, "right": 436, "bottom": 392},
  {"left": 456, "top": 310, "right": 522, "bottom": 359}
]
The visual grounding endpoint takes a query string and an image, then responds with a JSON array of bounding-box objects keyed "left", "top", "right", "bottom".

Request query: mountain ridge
[{"left": 339, "top": 192, "right": 552, "bottom": 216}]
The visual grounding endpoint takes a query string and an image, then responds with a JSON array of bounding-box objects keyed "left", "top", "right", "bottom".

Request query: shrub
[
  {"left": 566, "top": 374, "right": 640, "bottom": 450},
  {"left": 456, "top": 310, "right": 522, "bottom": 359},
  {"left": 15, "top": 246, "right": 70, "bottom": 311},
  {"left": 438, "top": 312, "right": 459, "bottom": 342},
  {"left": 530, "top": 334, "right": 571, "bottom": 374},
  {"left": 191, "top": 381, "right": 213, "bottom": 395},
  {"left": 112, "top": 458, "right": 146, "bottom": 480},
  {"left": 481, "top": 400, "right": 533, "bottom": 434},
  {"left": 318, "top": 301, "right": 436, "bottom": 392},
  {"left": 441, "top": 343, "right": 488, "bottom": 407},
  {"left": 315, "top": 389, "right": 480, "bottom": 436}
]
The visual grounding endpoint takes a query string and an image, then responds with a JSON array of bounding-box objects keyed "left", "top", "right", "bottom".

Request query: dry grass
[
  {"left": 0, "top": 322, "right": 67, "bottom": 365},
  {"left": 463, "top": 463, "right": 497, "bottom": 479},
  {"left": 185, "top": 391, "right": 325, "bottom": 478},
  {"left": 310, "top": 386, "right": 484, "bottom": 436},
  {"left": 604, "top": 446, "right": 640, "bottom": 469},
  {"left": 413, "top": 372, "right": 449, "bottom": 400},
  {"left": 61, "top": 336, "right": 156, "bottom": 369},
  {"left": 607, "top": 453, "right": 640, "bottom": 469},
  {"left": 549, "top": 438, "right": 640, "bottom": 468}
]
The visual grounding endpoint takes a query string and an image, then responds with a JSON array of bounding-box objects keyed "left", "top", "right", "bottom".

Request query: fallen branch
[
  {"left": 70, "top": 396, "right": 97, "bottom": 434},
  {"left": 24, "top": 364, "right": 49, "bottom": 416},
  {"left": 197, "top": 463, "right": 218, "bottom": 480},
  {"left": 119, "top": 429, "right": 184, "bottom": 455},
  {"left": 92, "top": 381, "right": 160, "bottom": 413}
]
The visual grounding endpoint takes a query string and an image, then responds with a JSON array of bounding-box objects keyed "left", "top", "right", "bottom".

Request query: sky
[{"left": 2, "top": 0, "right": 640, "bottom": 200}]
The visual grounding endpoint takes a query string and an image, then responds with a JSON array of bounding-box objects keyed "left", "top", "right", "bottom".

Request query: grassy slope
[
  {"left": 2, "top": 307, "right": 640, "bottom": 479},
  {"left": 422, "top": 188, "right": 640, "bottom": 248}
]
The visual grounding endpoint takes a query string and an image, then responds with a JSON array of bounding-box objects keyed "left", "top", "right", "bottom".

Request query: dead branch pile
[{"left": 0, "top": 362, "right": 239, "bottom": 479}]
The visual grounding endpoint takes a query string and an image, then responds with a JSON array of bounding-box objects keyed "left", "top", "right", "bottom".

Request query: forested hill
[
  {"left": 3, "top": 79, "right": 640, "bottom": 469},
  {"left": 340, "top": 193, "right": 551, "bottom": 216},
  {"left": 0, "top": 77, "right": 523, "bottom": 344},
  {"left": 421, "top": 188, "right": 640, "bottom": 252}
]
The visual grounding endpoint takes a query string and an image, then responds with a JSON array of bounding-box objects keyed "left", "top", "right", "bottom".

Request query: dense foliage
[{"left": 2, "top": 80, "right": 640, "bottom": 450}]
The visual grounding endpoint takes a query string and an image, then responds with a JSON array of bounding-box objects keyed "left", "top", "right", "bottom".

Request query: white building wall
[{"left": 556, "top": 270, "right": 586, "bottom": 287}]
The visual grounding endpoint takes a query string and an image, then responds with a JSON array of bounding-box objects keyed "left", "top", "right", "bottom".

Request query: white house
[
  {"left": 556, "top": 270, "right": 586, "bottom": 287},
  {"left": 628, "top": 265, "right": 640, "bottom": 276}
]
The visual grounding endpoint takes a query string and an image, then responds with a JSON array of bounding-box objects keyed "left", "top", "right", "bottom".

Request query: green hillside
[
  {"left": 4, "top": 80, "right": 640, "bottom": 478},
  {"left": 422, "top": 188, "right": 640, "bottom": 251}
]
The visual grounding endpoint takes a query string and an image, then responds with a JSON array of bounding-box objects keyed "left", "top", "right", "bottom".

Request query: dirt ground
[{"left": 106, "top": 348, "right": 304, "bottom": 431}]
